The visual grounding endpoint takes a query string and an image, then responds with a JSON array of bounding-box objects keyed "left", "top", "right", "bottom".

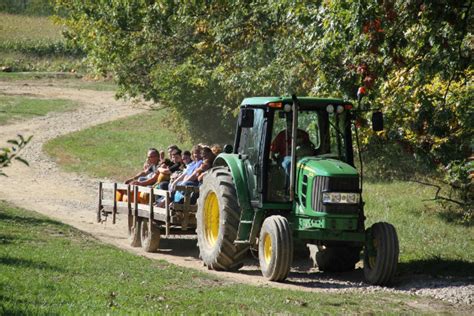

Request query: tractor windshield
[{"left": 270, "top": 109, "right": 349, "bottom": 162}]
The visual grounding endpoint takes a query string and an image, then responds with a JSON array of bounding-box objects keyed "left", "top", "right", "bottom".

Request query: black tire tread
[
  {"left": 258, "top": 215, "right": 292, "bottom": 282},
  {"left": 196, "top": 167, "right": 248, "bottom": 271},
  {"left": 363, "top": 222, "right": 399, "bottom": 285}
]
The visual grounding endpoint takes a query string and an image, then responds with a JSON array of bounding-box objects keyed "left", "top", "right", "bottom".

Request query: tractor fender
[{"left": 212, "top": 153, "right": 252, "bottom": 212}]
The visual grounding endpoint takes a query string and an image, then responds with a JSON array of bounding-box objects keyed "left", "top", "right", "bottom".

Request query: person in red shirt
[{"left": 270, "top": 128, "right": 311, "bottom": 158}]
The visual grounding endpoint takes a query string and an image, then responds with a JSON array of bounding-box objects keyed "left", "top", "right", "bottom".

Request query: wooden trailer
[{"left": 97, "top": 182, "right": 199, "bottom": 252}]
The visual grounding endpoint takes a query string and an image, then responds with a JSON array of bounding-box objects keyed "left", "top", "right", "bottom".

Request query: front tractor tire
[
  {"left": 196, "top": 167, "right": 248, "bottom": 271},
  {"left": 364, "top": 222, "right": 399, "bottom": 285},
  {"left": 258, "top": 215, "right": 293, "bottom": 282}
]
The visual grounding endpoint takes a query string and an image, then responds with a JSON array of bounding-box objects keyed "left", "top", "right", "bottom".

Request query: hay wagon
[{"left": 97, "top": 182, "right": 199, "bottom": 252}]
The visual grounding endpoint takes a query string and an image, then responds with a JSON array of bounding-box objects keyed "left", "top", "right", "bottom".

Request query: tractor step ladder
[{"left": 234, "top": 207, "right": 264, "bottom": 246}]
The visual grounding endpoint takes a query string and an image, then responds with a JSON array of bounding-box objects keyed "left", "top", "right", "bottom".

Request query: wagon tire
[
  {"left": 128, "top": 216, "right": 142, "bottom": 247},
  {"left": 141, "top": 218, "right": 160, "bottom": 252}
]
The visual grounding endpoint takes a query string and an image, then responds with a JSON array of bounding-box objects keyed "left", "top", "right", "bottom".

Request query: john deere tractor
[{"left": 196, "top": 94, "right": 399, "bottom": 285}]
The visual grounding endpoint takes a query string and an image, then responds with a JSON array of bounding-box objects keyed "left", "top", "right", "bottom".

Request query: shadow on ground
[
  {"left": 0, "top": 256, "right": 63, "bottom": 272},
  {"left": 0, "top": 210, "right": 61, "bottom": 227}
]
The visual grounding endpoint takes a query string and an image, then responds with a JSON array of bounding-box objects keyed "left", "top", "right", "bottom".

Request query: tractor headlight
[{"left": 322, "top": 192, "right": 360, "bottom": 204}]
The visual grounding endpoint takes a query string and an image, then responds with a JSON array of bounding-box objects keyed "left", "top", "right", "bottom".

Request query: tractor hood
[{"left": 297, "top": 157, "right": 358, "bottom": 177}]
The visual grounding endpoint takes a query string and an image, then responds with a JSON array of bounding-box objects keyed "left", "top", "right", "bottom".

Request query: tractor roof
[{"left": 241, "top": 96, "right": 352, "bottom": 109}]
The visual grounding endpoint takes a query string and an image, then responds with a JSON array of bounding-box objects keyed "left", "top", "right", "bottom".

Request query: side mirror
[
  {"left": 239, "top": 108, "right": 254, "bottom": 128},
  {"left": 223, "top": 144, "right": 233, "bottom": 154},
  {"left": 372, "top": 111, "right": 384, "bottom": 131}
]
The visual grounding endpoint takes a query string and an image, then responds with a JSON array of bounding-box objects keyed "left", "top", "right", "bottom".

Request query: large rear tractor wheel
[
  {"left": 128, "top": 216, "right": 141, "bottom": 247},
  {"left": 315, "top": 246, "right": 361, "bottom": 272},
  {"left": 141, "top": 218, "right": 160, "bottom": 252},
  {"left": 364, "top": 222, "right": 399, "bottom": 285},
  {"left": 196, "top": 167, "right": 248, "bottom": 271},
  {"left": 258, "top": 215, "right": 293, "bottom": 282}
]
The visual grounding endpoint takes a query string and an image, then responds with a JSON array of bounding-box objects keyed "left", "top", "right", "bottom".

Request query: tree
[{"left": 54, "top": 0, "right": 472, "bottom": 164}]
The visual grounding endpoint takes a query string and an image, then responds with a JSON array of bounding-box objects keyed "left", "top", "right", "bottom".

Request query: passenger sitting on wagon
[
  {"left": 125, "top": 148, "right": 160, "bottom": 184},
  {"left": 182, "top": 150, "right": 192, "bottom": 166},
  {"left": 197, "top": 146, "right": 216, "bottom": 182},
  {"left": 155, "top": 148, "right": 185, "bottom": 190},
  {"left": 169, "top": 145, "right": 204, "bottom": 203},
  {"left": 210, "top": 144, "right": 222, "bottom": 156},
  {"left": 129, "top": 156, "right": 172, "bottom": 187}
]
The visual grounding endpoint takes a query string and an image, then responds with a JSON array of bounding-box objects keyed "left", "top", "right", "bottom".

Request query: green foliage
[
  {"left": 442, "top": 159, "right": 474, "bottom": 224},
  {"left": 0, "top": 134, "right": 32, "bottom": 176},
  {"left": 54, "top": 1, "right": 472, "bottom": 155},
  {"left": 0, "top": 201, "right": 444, "bottom": 314}
]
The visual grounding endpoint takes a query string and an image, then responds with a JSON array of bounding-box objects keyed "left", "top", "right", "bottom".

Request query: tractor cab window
[
  {"left": 237, "top": 108, "right": 265, "bottom": 201},
  {"left": 326, "top": 111, "right": 348, "bottom": 161}
]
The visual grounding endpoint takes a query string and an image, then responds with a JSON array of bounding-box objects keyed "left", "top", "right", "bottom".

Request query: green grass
[
  {"left": 364, "top": 181, "right": 474, "bottom": 277},
  {"left": 44, "top": 110, "right": 193, "bottom": 180},
  {"left": 0, "top": 95, "right": 78, "bottom": 125},
  {"left": 0, "top": 201, "right": 458, "bottom": 314}
]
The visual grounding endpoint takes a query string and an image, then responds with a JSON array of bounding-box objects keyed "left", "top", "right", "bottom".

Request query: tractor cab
[{"left": 231, "top": 96, "right": 356, "bottom": 205}]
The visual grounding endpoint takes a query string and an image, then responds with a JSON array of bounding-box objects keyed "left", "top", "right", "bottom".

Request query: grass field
[
  {"left": 0, "top": 13, "right": 84, "bottom": 72},
  {"left": 0, "top": 13, "right": 63, "bottom": 42},
  {"left": 44, "top": 110, "right": 193, "bottom": 180},
  {"left": 0, "top": 72, "right": 117, "bottom": 91},
  {"left": 0, "top": 201, "right": 457, "bottom": 314},
  {"left": 0, "top": 95, "right": 78, "bottom": 125}
]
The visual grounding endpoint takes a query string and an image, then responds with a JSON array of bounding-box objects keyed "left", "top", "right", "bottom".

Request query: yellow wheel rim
[
  {"left": 263, "top": 233, "right": 272, "bottom": 264},
  {"left": 204, "top": 192, "right": 219, "bottom": 247}
]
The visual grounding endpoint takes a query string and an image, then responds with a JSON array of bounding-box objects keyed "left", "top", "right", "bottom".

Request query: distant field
[
  {"left": 0, "top": 95, "right": 78, "bottom": 125},
  {"left": 0, "top": 201, "right": 455, "bottom": 314},
  {"left": 0, "top": 13, "right": 84, "bottom": 72},
  {"left": 0, "top": 13, "right": 63, "bottom": 42},
  {"left": 0, "top": 72, "right": 117, "bottom": 91},
  {"left": 44, "top": 110, "right": 193, "bottom": 180}
]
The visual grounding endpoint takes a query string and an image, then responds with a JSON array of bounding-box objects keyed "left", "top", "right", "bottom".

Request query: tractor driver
[{"left": 270, "top": 128, "right": 311, "bottom": 185}]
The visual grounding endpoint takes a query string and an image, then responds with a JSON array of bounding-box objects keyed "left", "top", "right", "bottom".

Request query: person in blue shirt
[{"left": 170, "top": 145, "right": 203, "bottom": 203}]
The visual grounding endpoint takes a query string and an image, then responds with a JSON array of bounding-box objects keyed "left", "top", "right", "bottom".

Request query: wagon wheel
[
  {"left": 128, "top": 216, "right": 141, "bottom": 247},
  {"left": 141, "top": 218, "right": 160, "bottom": 252}
]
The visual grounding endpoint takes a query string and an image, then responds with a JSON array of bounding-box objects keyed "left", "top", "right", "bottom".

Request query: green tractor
[{"left": 196, "top": 94, "right": 399, "bottom": 285}]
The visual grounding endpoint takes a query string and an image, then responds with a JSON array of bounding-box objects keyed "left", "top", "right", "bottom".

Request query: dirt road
[{"left": 0, "top": 79, "right": 472, "bottom": 312}]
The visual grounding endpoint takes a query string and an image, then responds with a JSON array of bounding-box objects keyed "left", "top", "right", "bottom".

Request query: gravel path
[{"left": 0, "top": 79, "right": 472, "bottom": 313}]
